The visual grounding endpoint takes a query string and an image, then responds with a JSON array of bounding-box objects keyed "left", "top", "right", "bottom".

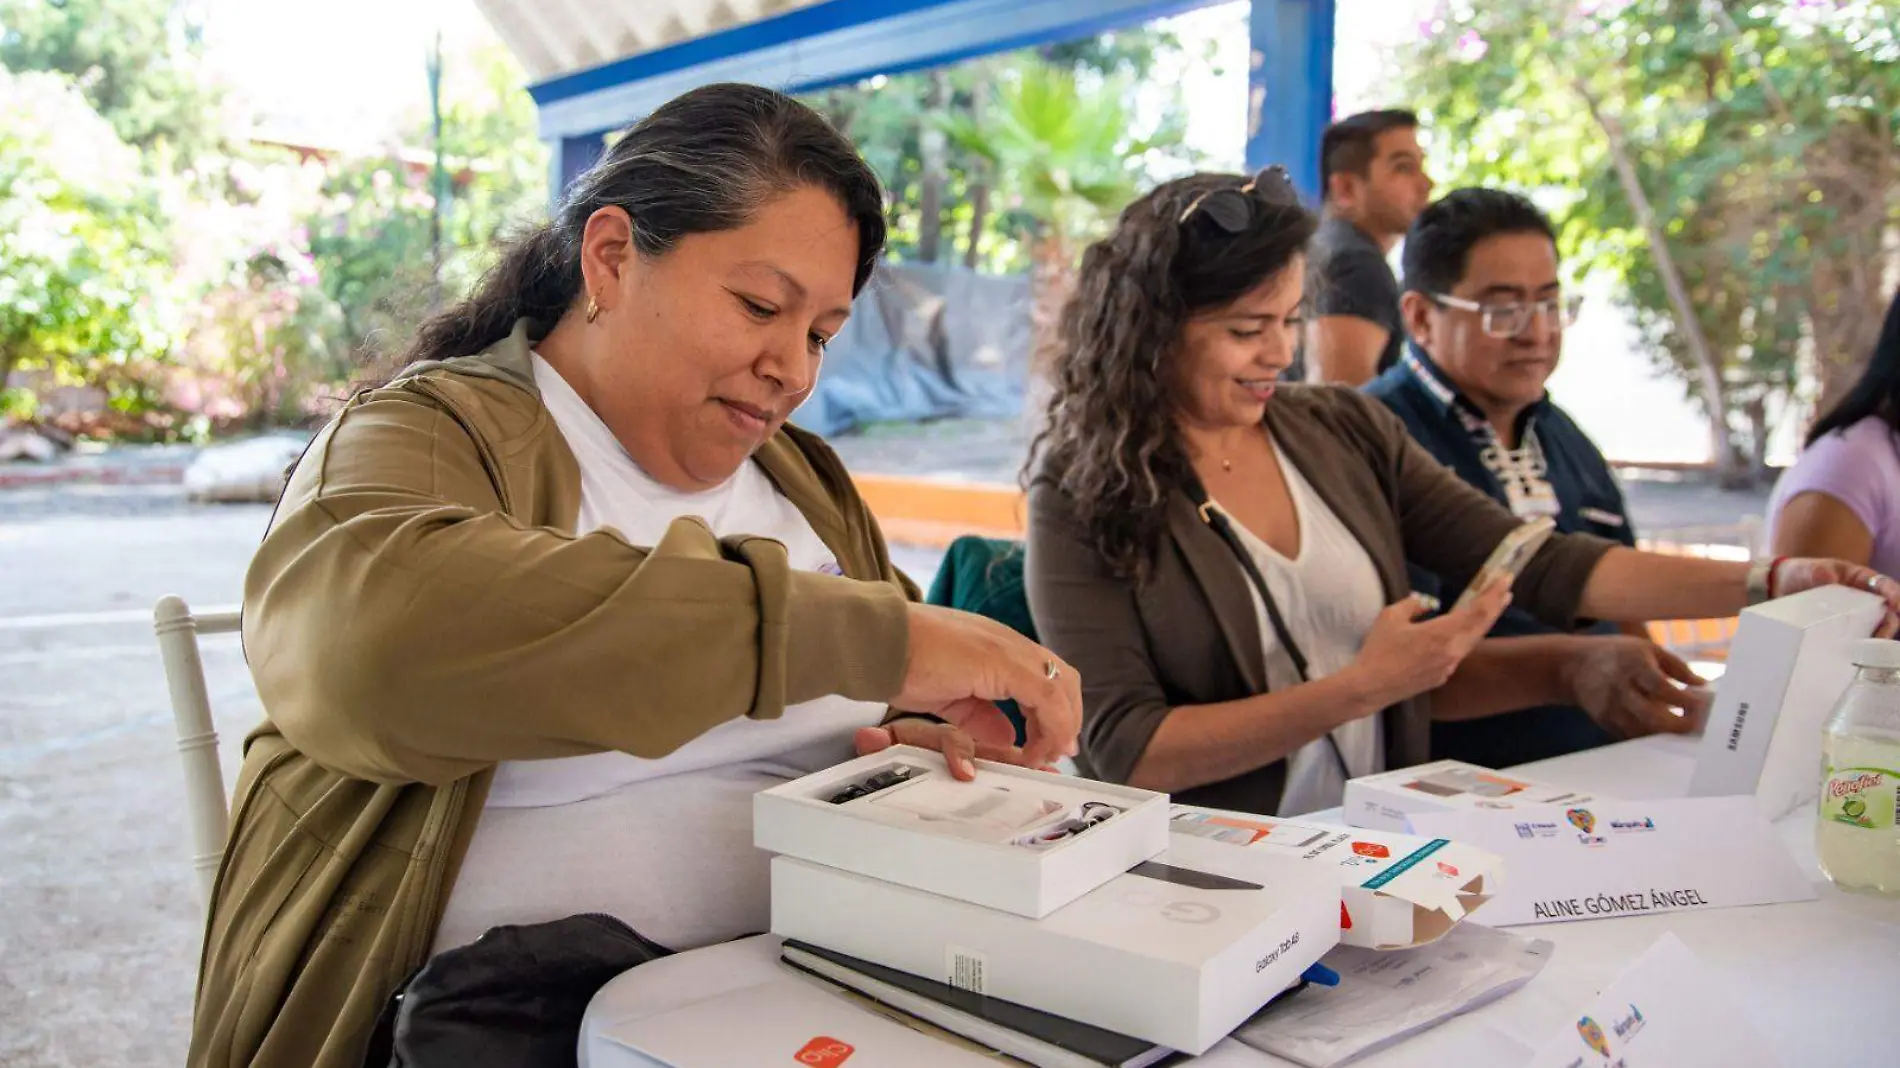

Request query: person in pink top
[{"left": 1772, "top": 287, "right": 1900, "bottom": 577}]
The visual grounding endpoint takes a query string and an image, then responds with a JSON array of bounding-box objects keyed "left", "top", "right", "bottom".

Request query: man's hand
[{"left": 1561, "top": 636, "right": 1710, "bottom": 739}]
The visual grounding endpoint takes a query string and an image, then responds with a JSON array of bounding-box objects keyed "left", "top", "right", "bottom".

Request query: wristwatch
[{"left": 1745, "top": 557, "right": 1781, "bottom": 606}]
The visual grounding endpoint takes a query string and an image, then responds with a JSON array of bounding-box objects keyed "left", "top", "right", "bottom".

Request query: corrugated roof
[{"left": 470, "top": 0, "right": 826, "bottom": 84}]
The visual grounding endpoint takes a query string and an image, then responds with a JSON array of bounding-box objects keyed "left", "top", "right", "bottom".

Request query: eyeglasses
[
  {"left": 1178, "top": 165, "right": 1301, "bottom": 232},
  {"left": 1431, "top": 293, "right": 1584, "bottom": 339}
]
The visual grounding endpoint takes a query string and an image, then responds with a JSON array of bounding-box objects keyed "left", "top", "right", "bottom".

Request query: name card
[
  {"left": 1526, "top": 933, "right": 1778, "bottom": 1067},
  {"left": 1405, "top": 796, "right": 1815, "bottom": 927}
]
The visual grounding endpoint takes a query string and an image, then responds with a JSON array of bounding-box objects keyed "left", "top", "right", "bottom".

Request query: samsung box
[
  {"left": 755, "top": 745, "right": 1169, "bottom": 919},
  {"left": 1343, "top": 760, "right": 1604, "bottom": 833},
  {"left": 770, "top": 831, "right": 1340, "bottom": 1055},
  {"left": 1169, "top": 806, "right": 1503, "bottom": 950},
  {"left": 1688, "top": 585, "right": 1885, "bottom": 817}
]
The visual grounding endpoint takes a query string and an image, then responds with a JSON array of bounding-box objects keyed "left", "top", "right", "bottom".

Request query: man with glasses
[{"left": 1366, "top": 187, "right": 1664, "bottom": 767}]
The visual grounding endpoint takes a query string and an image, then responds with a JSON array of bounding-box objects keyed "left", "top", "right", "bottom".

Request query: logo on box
[
  {"left": 1351, "top": 841, "right": 1390, "bottom": 859},
  {"left": 1514, "top": 821, "right": 1561, "bottom": 839},
  {"left": 797, "top": 1037, "right": 855, "bottom": 1065},
  {"left": 1577, "top": 1016, "right": 1610, "bottom": 1058},
  {"left": 1160, "top": 901, "right": 1221, "bottom": 924},
  {"left": 1565, "top": 808, "right": 1596, "bottom": 835}
]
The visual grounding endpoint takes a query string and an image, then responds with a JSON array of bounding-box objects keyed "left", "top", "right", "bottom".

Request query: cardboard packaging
[
  {"left": 754, "top": 745, "right": 1169, "bottom": 919},
  {"left": 1687, "top": 585, "right": 1886, "bottom": 818},
  {"left": 1168, "top": 806, "right": 1503, "bottom": 949},
  {"left": 769, "top": 831, "right": 1341, "bottom": 1055},
  {"left": 1342, "top": 760, "right": 1603, "bottom": 833}
]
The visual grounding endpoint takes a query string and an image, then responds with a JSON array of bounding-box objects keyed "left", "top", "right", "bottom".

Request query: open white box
[
  {"left": 770, "top": 831, "right": 1340, "bottom": 1055},
  {"left": 1342, "top": 759, "right": 1605, "bottom": 833},
  {"left": 1169, "top": 805, "right": 1503, "bottom": 950},
  {"left": 754, "top": 745, "right": 1170, "bottom": 918}
]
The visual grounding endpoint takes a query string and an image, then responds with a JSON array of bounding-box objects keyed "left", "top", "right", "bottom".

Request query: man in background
[
  {"left": 1304, "top": 109, "right": 1434, "bottom": 385},
  {"left": 1367, "top": 187, "right": 1704, "bottom": 767}
]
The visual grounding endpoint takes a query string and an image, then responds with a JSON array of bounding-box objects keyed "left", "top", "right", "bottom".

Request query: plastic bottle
[{"left": 1816, "top": 638, "right": 1900, "bottom": 897}]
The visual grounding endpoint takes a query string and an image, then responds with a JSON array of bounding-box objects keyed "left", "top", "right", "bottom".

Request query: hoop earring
[{"left": 584, "top": 294, "right": 600, "bottom": 324}]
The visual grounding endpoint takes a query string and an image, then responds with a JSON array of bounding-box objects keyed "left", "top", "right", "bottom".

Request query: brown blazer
[{"left": 1024, "top": 386, "right": 1616, "bottom": 815}]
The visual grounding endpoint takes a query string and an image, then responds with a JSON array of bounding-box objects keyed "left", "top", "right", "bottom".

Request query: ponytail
[{"left": 391, "top": 83, "right": 887, "bottom": 375}]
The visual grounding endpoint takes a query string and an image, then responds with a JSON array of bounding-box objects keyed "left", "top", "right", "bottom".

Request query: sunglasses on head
[{"left": 1178, "top": 165, "right": 1301, "bottom": 232}]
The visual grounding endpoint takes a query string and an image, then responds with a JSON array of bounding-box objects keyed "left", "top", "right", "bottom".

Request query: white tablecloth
[{"left": 583, "top": 734, "right": 1900, "bottom": 1067}]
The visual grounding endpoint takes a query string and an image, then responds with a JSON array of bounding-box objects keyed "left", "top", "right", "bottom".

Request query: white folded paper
[
  {"left": 1405, "top": 796, "right": 1815, "bottom": 927},
  {"left": 1526, "top": 933, "right": 1778, "bottom": 1067},
  {"left": 1233, "top": 922, "right": 1551, "bottom": 1068}
]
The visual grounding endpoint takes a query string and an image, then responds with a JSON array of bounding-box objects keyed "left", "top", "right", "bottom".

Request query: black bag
[{"left": 373, "top": 913, "right": 671, "bottom": 1068}]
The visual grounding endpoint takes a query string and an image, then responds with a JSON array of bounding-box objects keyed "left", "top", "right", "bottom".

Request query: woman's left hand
[
  {"left": 1774, "top": 559, "right": 1900, "bottom": 637},
  {"left": 855, "top": 713, "right": 1037, "bottom": 781}
]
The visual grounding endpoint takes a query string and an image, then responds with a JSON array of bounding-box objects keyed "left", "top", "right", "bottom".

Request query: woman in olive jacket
[{"left": 192, "top": 85, "right": 1082, "bottom": 1068}]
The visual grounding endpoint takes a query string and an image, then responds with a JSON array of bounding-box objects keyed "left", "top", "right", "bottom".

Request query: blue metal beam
[
  {"left": 553, "top": 132, "right": 608, "bottom": 203},
  {"left": 1245, "top": 0, "right": 1335, "bottom": 204},
  {"left": 529, "top": 0, "right": 1220, "bottom": 141}
]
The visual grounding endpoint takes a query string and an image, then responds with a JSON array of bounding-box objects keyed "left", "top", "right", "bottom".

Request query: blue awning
[{"left": 472, "top": 0, "right": 1337, "bottom": 200}]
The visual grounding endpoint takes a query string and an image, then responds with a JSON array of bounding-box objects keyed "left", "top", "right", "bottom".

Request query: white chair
[{"left": 153, "top": 595, "right": 242, "bottom": 907}]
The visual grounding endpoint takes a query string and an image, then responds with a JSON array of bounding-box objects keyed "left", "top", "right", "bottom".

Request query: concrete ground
[
  {"left": 0, "top": 423, "right": 1771, "bottom": 1066},
  {"left": 1, "top": 489, "right": 271, "bottom": 1068}
]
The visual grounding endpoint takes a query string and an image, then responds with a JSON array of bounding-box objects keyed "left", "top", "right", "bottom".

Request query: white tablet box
[
  {"left": 1342, "top": 760, "right": 1604, "bottom": 833},
  {"left": 754, "top": 745, "right": 1169, "bottom": 919},
  {"left": 1688, "top": 585, "right": 1885, "bottom": 817},
  {"left": 769, "top": 831, "right": 1340, "bottom": 1056},
  {"left": 1167, "top": 805, "right": 1503, "bottom": 950}
]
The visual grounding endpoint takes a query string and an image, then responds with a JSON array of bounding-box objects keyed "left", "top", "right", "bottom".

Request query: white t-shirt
[
  {"left": 433, "top": 354, "right": 886, "bottom": 954},
  {"left": 1215, "top": 433, "right": 1387, "bottom": 816}
]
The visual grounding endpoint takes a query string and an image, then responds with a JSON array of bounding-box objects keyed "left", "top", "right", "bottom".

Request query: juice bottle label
[{"left": 1821, "top": 766, "right": 1900, "bottom": 830}]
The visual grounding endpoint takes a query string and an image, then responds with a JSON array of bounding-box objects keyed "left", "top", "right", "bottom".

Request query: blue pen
[{"left": 1299, "top": 962, "right": 1341, "bottom": 987}]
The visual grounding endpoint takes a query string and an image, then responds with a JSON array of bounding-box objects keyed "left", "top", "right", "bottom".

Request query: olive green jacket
[{"left": 190, "top": 321, "right": 915, "bottom": 1067}]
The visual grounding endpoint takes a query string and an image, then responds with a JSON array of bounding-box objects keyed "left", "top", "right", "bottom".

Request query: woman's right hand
[
  {"left": 1342, "top": 578, "right": 1513, "bottom": 709},
  {"left": 890, "top": 603, "right": 1083, "bottom": 769}
]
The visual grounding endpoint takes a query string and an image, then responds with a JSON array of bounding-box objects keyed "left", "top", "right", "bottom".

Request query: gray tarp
[{"left": 793, "top": 263, "right": 1032, "bottom": 436}]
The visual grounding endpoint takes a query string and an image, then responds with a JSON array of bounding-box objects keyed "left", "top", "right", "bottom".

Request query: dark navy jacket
[{"left": 1365, "top": 346, "right": 1637, "bottom": 764}]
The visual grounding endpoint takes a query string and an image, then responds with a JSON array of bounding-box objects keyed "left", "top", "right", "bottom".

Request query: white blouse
[
  {"left": 433, "top": 354, "right": 886, "bottom": 954},
  {"left": 1214, "top": 431, "right": 1387, "bottom": 815}
]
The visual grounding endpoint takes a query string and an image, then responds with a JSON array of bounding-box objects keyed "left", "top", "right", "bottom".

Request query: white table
[{"left": 583, "top": 735, "right": 1900, "bottom": 1066}]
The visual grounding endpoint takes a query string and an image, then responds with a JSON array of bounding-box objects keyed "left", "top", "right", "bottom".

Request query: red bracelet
[{"left": 1766, "top": 555, "right": 1789, "bottom": 600}]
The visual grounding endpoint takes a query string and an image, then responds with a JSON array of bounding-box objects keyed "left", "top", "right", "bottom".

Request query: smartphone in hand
[{"left": 1454, "top": 516, "right": 1557, "bottom": 611}]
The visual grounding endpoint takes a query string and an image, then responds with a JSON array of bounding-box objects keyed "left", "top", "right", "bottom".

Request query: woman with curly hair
[{"left": 1024, "top": 167, "right": 1900, "bottom": 816}]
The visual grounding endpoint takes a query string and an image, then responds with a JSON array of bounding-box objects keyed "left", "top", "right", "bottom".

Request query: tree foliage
[
  {"left": 304, "top": 38, "right": 548, "bottom": 370},
  {"left": 0, "top": 68, "right": 175, "bottom": 418},
  {"left": 804, "top": 26, "right": 1194, "bottom": 272},
  {"left": 0, "top": 2, "right": 547, "bottom": 435},
  {"left": 1399, "top": 0, "right": 1900, "bottom": 480},
  {"left": 0, "top": 0, "right": 225, "bottom": 161}
]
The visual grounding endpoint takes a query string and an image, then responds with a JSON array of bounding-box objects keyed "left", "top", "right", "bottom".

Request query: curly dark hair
[{"left": 1026, "top": 172, "right": 1317, "bottom": 579}]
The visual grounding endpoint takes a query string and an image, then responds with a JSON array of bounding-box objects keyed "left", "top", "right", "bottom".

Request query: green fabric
[{"left": 926, "top": 535, "right": 1034, "bottom": 744}]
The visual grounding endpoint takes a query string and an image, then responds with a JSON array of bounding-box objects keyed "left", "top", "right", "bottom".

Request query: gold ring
[{"left": 1044, "top": 659, "right": 1060, "bottom": 681}]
